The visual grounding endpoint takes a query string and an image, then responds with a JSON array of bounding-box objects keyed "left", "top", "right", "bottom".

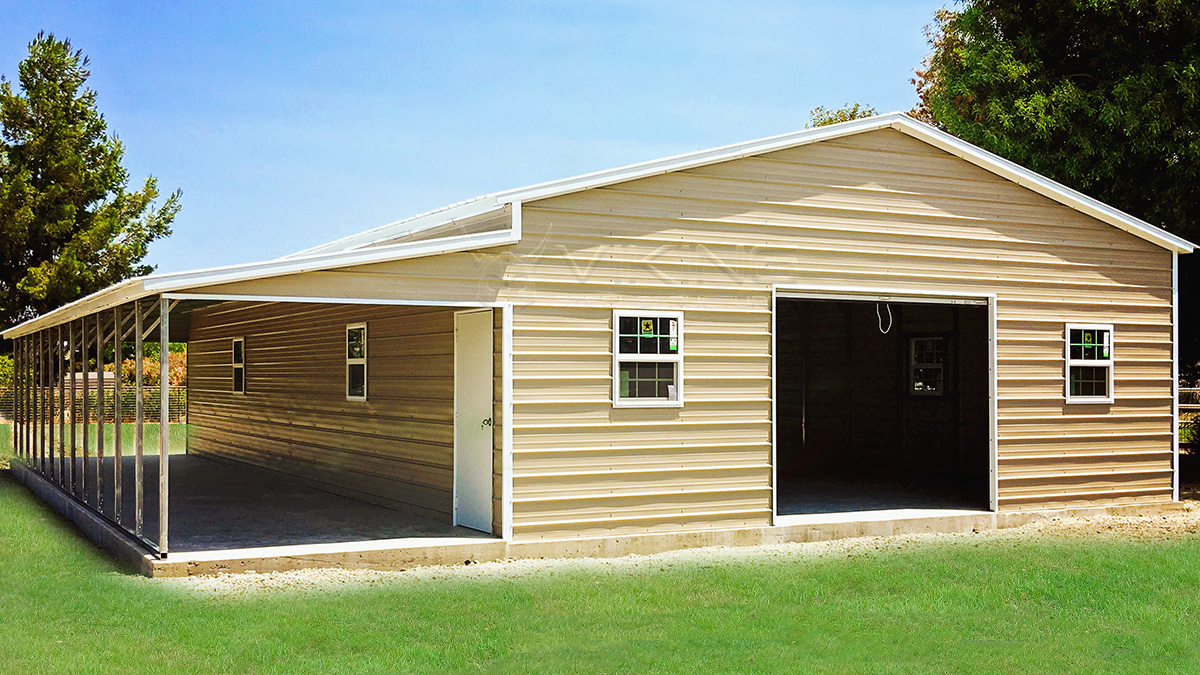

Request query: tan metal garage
[{"left": 5, "top": 113, "right": 1192, "bottom": 572}]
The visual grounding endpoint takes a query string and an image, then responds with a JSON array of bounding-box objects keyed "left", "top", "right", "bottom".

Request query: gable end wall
[{"left": 186, "top": 129, "right": 1176, "bottom": 540}]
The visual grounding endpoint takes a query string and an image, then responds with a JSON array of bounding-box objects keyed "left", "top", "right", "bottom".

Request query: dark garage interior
[{"left": 776, "top": 297, "right": 991, "bottom": 515}]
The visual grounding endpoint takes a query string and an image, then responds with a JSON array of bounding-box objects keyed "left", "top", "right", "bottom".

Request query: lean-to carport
[
  {"left": 11, "top": 296, "right": 174, "bottom": 553},
  {"left": 7, "top": 290, "right": 510, "bottom": 563},
  {"left": 3, "top": 225, "right": 519, "bottom": 564}
]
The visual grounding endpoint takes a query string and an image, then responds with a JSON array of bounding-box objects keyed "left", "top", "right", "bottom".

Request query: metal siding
[
  {"left": 183, "top": 128, "right": 1175, "bottom": 536},
  {"left": 187, "top": 302, "right": 462, "bottom": 518}
]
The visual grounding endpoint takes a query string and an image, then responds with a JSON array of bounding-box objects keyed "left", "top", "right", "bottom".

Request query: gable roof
[
  {"left": 3, "top": 112, "right": 1192, "bottom": 339},
  {"left": 287, "top": 112, "right": 1195, "bottom": 258}
]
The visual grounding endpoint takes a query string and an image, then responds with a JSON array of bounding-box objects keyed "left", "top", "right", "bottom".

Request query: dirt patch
[
  {"left": 146, "top": 502, "right": 1200, "bottom": 598},
  {"left": 1021, "top": 504, "right": 1200, "bottom": 541}
]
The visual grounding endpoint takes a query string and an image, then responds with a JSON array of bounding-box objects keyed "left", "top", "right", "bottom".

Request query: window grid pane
[
  {"left": 347, "top": 327, "right": 366, "bottom": 359},
  {"left": 1069, "top": 328, "right": 1110, "bottom": 361},
  {"left": 1070, "top": 365, "right": 1109, "bottom": 398},
  {"left": 910, "top": 337, "right": 944, "bottom": 394},
  {"left": 347, "top": 363, "right": 366, "bottom": 398},
  {"left": 619, "top": 361, "right": 676, "bottom": 399},
  {"left": 618, "top": 316, "right": 679, "bottom": 355}
]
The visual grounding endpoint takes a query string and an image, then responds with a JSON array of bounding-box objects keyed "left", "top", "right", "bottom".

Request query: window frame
[
  {"left": 611, "top": 309, "right": 684, "bottom": 409},
  {"left": 231, "top": 337, "right": 245, "bottom": 395},
  {"left": 909, "top": 336, "right": 945, "bottom": 397},
  {"left": 346, "top": 322, "right": 368, "bottom": 402},
  {"left": 1064, "top": 323, "right": 1114, "bottom": 404}
]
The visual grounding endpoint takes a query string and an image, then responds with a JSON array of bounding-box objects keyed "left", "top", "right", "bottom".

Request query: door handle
[{"left": 481, "top": 417, "right": 493, "bottom": 428}]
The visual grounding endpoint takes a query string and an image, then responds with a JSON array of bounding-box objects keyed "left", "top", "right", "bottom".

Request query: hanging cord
[{"left": 876, "top": 302, "right": 893, "bottom": 334}]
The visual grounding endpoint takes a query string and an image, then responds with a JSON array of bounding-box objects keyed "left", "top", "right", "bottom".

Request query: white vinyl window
[
  {"left": 1065, "top": 324, "right": 1113, "bottom": 404},
  {"left": 613, "top": 310, "right": 683, "bottom": 408},
  {"left": 909, "top": 337, "right": 944, "bottom": 396},
  {"left": 231, "top": 337, "right": 245, "bottom": 394},
  {"left": 346, "top": 323, "right": 367, "bottom": 401}
]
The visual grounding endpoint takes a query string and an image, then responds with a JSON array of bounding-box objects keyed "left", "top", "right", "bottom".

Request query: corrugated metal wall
[
  {"left": 186, "top": 128, "right": 1175, "bottom": 538},
  {"left": 187, "top": 302, "right": 472, "bottom": 520}
]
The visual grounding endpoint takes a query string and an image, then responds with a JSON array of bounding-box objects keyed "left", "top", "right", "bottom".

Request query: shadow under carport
[{"left": 165, "top": 454, "right": 488, "bottom": 552}]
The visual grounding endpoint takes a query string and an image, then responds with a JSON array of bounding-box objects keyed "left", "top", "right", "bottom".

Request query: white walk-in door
[{"left": 454, "top": 309, "right": 494, "bottom": 532}]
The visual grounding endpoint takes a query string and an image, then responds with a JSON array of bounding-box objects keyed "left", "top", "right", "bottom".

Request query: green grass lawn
[
  {"left": 1, "top": 423, "right": 190, "bottom": 457},
  {"left": 1, "top": 472, "right": 1199, "bottom": 674}
]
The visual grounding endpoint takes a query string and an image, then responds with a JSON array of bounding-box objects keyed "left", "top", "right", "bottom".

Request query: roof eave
[
  {"left": 886, "top": 116, "right": 1195, "bottom": 254},
  {"left": 2, "top": 227, "right": 518, "bottom": 339},
  {"left": 299, "top": 112, "right": 1193, "bottom": 257}
]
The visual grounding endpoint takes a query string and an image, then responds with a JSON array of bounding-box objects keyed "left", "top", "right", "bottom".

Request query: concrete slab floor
[
  {"left": 171, "top": 456, "right": 489, "bottom": 551},
  {"left": 777, "top": 476, "right": 988, "bottom": 515},
  {"left": 59, "top": 454, "right": 488, "bottom": 552}
]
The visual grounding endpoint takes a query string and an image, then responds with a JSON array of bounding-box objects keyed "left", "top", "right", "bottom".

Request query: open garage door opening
[{"left": 776, "top": 296, "right": 991, "bottom": 515}]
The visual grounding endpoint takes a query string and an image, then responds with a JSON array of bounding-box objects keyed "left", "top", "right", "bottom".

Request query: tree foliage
[
  {"left": 809, "top": 103, "right": 878, "bottom": 128},
  {"left": 0, "top": 33, "right": 180, "bottom": 336},
  {"left": 913, "top": 1, "right": 1200, "bottom": 364}
]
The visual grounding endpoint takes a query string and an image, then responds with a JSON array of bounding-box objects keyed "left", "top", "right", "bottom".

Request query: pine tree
[{"left": 0, "top": 32, "right": 180, "bottom": 338}]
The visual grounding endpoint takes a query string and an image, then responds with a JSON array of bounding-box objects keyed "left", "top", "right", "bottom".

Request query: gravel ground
[{"left": 143, "top": 501, "right": 1200, "bottom": 599}]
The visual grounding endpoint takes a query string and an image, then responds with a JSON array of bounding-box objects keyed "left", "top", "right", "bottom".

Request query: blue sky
[{"left": 2, "top": 1, "right": 942, "bottom": 274}]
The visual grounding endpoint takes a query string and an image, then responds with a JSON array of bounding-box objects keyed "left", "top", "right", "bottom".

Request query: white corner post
[
  {"left": 158, "top": 295, "right": 170, "bottom": 556},
  {"left": 1173, "top": 250, "right": 1180, "bottom": 502},
  {"left": 501, "top": 303, "right": 514, "bottom": 541}
]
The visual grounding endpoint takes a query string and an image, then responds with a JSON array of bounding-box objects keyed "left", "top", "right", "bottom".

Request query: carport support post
[
  {"left": 81, "top": 319, "right": 89, "bottom": 499},
  {"left": 69, "top": 320, "right": 77, "bottom": 495},
  {"left": 37, "top": 331, "right": 44, "bottom": 473},
  {"left": 113, "top": 306, "right": 123, "bottom": 524},
  {"left": 58, "top": 323, "right": 65, "bottom": 486},
  {"left": 158, "top": 296, "right": 170, "bottom": 556},
  {"left": 95, "top": 312, "right": 105, "bottom": 509},
  {"left": 134, "top": 300, "right": 144, "bottom": 537},
  {"left": 43, "top": 330, "right": 50, "bottom": 475},
  {"left": 13, "top": 337, "right": 21, "bottom": 462},
  {"left": 52, "top": 326, "right": 60, "bottom": 484}
]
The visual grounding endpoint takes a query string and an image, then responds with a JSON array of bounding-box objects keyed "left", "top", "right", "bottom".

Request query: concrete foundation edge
[
  {"left": 7, "top": 466, "right": 1186, "bottom": 578},
  {"left": 9, "top": 463, "right": 159, "bottom": 576}
]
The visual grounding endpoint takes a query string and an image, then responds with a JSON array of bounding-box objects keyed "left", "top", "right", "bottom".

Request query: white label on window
[
  {"left": 667, "top": 384, "right": 677, "bottom": 400},
  {"left": 669, "top": 320, "right": 678, "bottom": 338}
]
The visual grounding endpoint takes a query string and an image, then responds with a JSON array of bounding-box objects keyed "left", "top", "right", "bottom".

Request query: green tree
[
  {"left": 0, "top": 33, "right": 180, "bottom": 339},
  {"left": 808, "top": 103, "right": 878, "bottom": 128},
  {"left": 913, "top": 1, "right": 1200, "bottom": 365}
]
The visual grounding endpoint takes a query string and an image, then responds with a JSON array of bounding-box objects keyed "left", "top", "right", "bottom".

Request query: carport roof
[{"left": 4, "top": 112, "right": 1194, "bottom": 339}]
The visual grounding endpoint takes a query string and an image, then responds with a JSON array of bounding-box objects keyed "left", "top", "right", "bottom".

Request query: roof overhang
[
  {"left": 6, "top": 112, "right": 1192, "bottom": 339},
  {"left": 284, "top": 113, "right": 1196, "bottom": 259},
  {"left": 1, "top": 227, "right": 518, "bottom": 339}
]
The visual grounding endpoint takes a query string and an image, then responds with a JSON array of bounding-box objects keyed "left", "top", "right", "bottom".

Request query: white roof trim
[
  {"left": 8, "top": 112, "right": 1191, "bottom": 339},
  {"left": 292, "top": 112, "right": 1194, "bottom": 257},
  {"left": 283, "top": 196, "right": 502, "bottom": 259},
  {"left": 1, "top": 228, "right": 517, "bottom": 339},
  {"left": 888, "top": 116, "right": 1194, "bottom": 254}
]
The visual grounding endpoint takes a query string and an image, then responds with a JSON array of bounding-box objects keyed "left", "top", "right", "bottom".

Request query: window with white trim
[
  {"left": 346, "top": 323, "right": 367, "bottom": 401},
  {"left": 909, "top": 337, "right": 944, "bottom": 396},
  {"left": 613, "top": 311, "right": 683, "bottom": 407},
  {"left": 231, "top": 337, "right": 245, "bottom": 394},
  {"left": 1066, "top": 324, "right": 1113, "bottom": 403}
]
